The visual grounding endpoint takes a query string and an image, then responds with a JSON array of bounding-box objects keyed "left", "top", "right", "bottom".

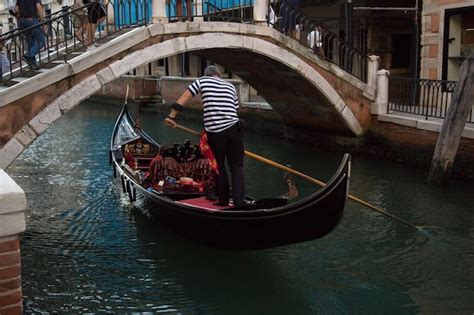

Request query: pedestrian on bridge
[
  {"left": 15, "top": 0, "right": 46, "bottom": 70},
  {"left": 164, "top": 65, "right": 247, "bottom": 208},
  {"left": 83, "top": 0, "right": 107, "bottom": 45},
  {"left": 281, "top": 0, "right": 301, "bottom": 38},
  {"left": 0, "top": 40, "right": 11, "bottom": 76},
  {"left": 307, "top": 25, "right": 324, "bottom": 56},
  {"left": 72, "top": 0, "right": 88, "bottom": 42}
]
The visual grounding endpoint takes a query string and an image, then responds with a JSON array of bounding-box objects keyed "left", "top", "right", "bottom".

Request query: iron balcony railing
[
  {"left": 388, "top": 76, "right": 473, "bottom": 123},
  {"left": 1, "top": 0, "right": 151, "bottom": 85}
]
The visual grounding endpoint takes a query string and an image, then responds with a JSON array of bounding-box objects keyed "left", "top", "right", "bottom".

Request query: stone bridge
[{"left": 0, "top": 22, "right": 378, "bottom": 169}]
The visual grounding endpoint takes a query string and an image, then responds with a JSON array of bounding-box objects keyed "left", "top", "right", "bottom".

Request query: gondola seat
[{"left": 147, "top": 156, "right": 215, "bottom": 192}]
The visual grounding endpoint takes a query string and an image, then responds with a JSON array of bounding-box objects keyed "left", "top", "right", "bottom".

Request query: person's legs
[
  {"left": 207, "top": 131, "right": 230, "bottom": 205},
  {"left": 31, "top": 24, "right": 45, "bottom": 54},
  {"left": 97, "top": 5, "right": 107, "bottom": 35},
  {"left": 87, "top": 22, "right": 96, "bottom": 45},
  {"left": 87, "top": 3, "right": 100, "bottom": 45},
  {"left": 226, "top": 123, "right": 245, "bottom": 206},
  {"left": 19, "top": 19, "right": 34, "bottom": 57},
  {"left": 75, "top": 16, "right": 88, "bottom": 41},
  {"left": 20, "top": 19, "right": 40, "bottom": 68}
]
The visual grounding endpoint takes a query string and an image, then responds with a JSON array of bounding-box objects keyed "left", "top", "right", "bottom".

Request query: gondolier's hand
[{"left": 164, "top": 116, "right": 177, "bottom": 128}]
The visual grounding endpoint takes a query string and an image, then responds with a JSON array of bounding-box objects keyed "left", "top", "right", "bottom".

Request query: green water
[{"left": 7, "top": 101, "right": 474, "bottom": 314}]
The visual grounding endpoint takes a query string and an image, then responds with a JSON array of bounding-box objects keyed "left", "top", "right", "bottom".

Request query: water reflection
[{"left": 7, "top": 101, "right": 474, "bottom": 313}]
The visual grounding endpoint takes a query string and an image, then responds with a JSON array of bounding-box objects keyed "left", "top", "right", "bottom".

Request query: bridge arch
[{"left": 1, "top": 22, "right": 372, "bottom": 168}]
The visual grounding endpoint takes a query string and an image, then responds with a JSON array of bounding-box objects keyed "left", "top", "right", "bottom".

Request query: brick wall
[
  {"left": 420, "top": 0, "right": 474, "bottom": 79},
  {"left": 0, "top": 170, "right": 26, "bottom": 315},
  {"left": 368, "top": 119, "right": 474, "bottom": 179},
  {"left": 0, "top": 238, "right": 22, "bottom": 315}
]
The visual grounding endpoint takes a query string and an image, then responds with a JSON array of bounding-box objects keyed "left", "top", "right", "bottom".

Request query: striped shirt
[{"left": 188, "top": 76, "right": 240, "bottom": 133}]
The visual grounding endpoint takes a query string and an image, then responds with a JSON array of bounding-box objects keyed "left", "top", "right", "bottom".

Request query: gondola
[{"left": 110, "top": 105, "right": 351, "bottom": 250}]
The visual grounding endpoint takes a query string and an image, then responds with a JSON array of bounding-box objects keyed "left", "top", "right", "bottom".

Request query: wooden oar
[{"left": 173, "top": 123, "right": 424, "bottom": 232}]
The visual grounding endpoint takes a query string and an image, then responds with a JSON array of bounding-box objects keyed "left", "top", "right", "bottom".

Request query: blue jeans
[{"left": 19, "top": 19, "right": 45, "bottom": 63}]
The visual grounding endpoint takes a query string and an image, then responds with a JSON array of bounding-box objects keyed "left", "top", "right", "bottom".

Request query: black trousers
[{"left": 207, "top": 122, "right": 245, "bottom": 206}]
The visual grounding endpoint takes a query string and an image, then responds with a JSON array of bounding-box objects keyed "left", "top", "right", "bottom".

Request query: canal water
[{"left": 8, "top": 101, "right": 474, "bottom": 314}]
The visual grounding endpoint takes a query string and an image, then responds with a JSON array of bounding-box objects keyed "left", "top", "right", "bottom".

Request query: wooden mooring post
[{"left": 428, "top": 53, "right": 474, "bottom": 184}]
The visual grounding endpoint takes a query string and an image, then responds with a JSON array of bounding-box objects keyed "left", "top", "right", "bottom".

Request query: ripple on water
[{"left": 10, "top": 102, "right": 474, "bottom": 314}]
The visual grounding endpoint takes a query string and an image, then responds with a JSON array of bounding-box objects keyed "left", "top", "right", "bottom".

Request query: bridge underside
[{"left": 196, "top": 48, "right": 351, "bottom": 135}]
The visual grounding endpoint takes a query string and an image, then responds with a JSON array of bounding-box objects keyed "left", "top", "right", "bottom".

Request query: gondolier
[{"left": 165, "top": 65, "right": 246, "bottom": 207}]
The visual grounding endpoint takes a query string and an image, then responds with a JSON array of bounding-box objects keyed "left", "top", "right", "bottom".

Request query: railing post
[
  {"left": 253, "top": 0, "right": 267, "bottom": 25},
  {"left": 0, "top": 170, "right": 26, "bottom": 315},
  {"left": 363, "top": 54, "right": 379, "bottom": 100},
  {"left": 152, "top": 0, "right": 168, "bottom": 23},
  {"left": 194, "top": 0, "right": 204, "bottom": 22},
  {"left": 372, "top": 69, "right": 390, "bottom": 115}
]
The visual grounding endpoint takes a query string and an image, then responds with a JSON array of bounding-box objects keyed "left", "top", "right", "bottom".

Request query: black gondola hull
[{"left": 111, "top": 105, "right": 350, "bottom": 250}]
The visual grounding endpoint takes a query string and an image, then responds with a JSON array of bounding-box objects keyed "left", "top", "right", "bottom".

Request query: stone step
[{"left": 11, "top": 76, "right": 30, "bottom": 83}]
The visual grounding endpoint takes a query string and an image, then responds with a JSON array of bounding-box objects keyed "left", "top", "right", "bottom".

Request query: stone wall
[
  {"left": 279, "top": 116, "right": 474, "bottom": 180},
  {"left": 368, "top": 118, "right": 474, "bottom": 180},
  {"left": 0, "top": 170, "right": 26, "bottom": 315}
]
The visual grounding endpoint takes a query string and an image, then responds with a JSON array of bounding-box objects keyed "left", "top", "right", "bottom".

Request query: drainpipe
[
  {"left": 345, "top": 0, "right": 353, "bottom": 46},
  {"left": 253, "top": 0, "right": 267, "bottom": 26},
  {"left": 345, "top": 0, "right": 353, "bottom": 71},
  {"left": 152, "top": 0, "right": 167, "bottom": 24},
  {"left": 413, "top": 0, "right": 420, "bottom": 80}
]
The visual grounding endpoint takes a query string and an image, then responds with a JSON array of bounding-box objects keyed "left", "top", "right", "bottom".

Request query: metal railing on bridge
[
  {"left": 165, "top": 0, "right": 368, "bottom": 82},
  {"left": 1, "top": 0, "right": 368, "bottom": 86},
  {"left": 0, "top": 0, "right": 150, "bottom": 85},
  {"left": 269, "top": 1, "right": 368, "bottom": 82},
  {"left": 388, "top": 76, "right": 473, "bottom": 124},
  {"left": 167, "top": 0, "right": 254, "bottom": 22}
]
